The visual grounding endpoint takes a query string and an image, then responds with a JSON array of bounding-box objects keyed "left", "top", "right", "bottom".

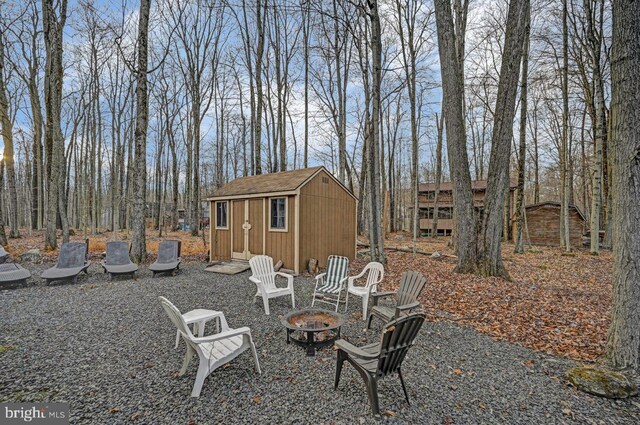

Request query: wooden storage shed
[
  {"left": 520, "top": 202, "right": 586, "bottom": 247},
  {"left": 207, "top": 166, "right": 357, "bottom": 274}
]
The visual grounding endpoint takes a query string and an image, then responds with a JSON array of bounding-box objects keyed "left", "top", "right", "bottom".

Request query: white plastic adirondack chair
[
  {"left": 248, "top": 255, "right": 295, "bottom": 315},
  {"left": 345, "top": 262, "right": 384, "bottom": 320},
  {"left": 312, "top": 255, "right": 349, "bottom": 312},
  {"left": 159, "top": 297, "right": 261, "bottom": 397}
]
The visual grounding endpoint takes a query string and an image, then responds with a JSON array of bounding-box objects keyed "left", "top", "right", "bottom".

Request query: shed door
[{"left": 231, "top": 199, "right": 264, "bottom": 260}]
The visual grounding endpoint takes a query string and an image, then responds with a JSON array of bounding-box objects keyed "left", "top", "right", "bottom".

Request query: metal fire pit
[{"left": 281, "top": 309, "right": 344, "bottom": 356}]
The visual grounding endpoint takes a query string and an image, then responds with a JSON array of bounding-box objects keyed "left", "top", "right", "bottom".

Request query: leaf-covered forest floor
[
  {"left": 3, "top": 229, "right": 611, "bottom": 363},
  {"left": 353, "top": 233, "right": 611, "bottom": 364}
]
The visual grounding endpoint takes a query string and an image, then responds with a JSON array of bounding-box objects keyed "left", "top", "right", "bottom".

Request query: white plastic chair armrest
[
  {"left": 314, "top": 272, "right": 327, "bottom": 282},
  {"left": 192, "top": 327, "right": 252, "bottom": 344},
  {"left": 275, "top": 272, "right": 294, "bottom": 289},
  {"left": 249, "top": 276, "right": 261, "bottom": 284}
]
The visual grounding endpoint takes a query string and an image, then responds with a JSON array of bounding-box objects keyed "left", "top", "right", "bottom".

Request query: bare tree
[
  {"left": 434, "top": 0, "right": 477, "bottom": 272},
  {"left": 0, "top": 157, "right": 7, "bottom": 246},
  {"left": 431, "top": 112, "right": 444, "bottom": 238},
  {"left": 605, "top": 0, "right": 640, "bottom": 372},
  {"left": 514, "top": 6, "right": 531, "bottom": 254},
  {"left": 479, "top": 0, "right": 529, "bottom": 277},
  {"left": 0, "top": 28, "right": 20, "bottom": 238},
  {"left": 42, "top": 0, "right": 68, "bottom": 250},
  {"left": 130, "top": 0, "right": 151, "bottom": 263}
]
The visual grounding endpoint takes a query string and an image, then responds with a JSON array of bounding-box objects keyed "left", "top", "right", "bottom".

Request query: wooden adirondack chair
[
  {"left": 367, "top": 271, "right": 426, "bottom": 329},
  {"left": 335, "top": 312, "right": 426, "bottom": 415},
  {"left": 248, "top": 255, "right": 295, "bottom": 315},
  {"left": 345, "top": 262, "right": 384, "bottom": 320},
  {"left": 312, "top": 255, "right": 349, "bottom": 312},
  {"left": 159, "top": 297, "right": 261, "bottom": 397}
]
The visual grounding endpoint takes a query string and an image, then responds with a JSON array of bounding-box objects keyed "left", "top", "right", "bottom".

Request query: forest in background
[{"left": 0, "top": 0, "right": 611, "bottom": 256}]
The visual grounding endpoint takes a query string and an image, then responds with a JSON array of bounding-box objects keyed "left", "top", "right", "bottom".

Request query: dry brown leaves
[
  {"left": 354, "top": 234, "right": 611, "bottom": 362},
  {"left": 2, "top": 229, "right": 209, "bottom": 263}
]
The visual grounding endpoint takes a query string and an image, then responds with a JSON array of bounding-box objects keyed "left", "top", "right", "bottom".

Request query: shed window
[
  {"left": 269, "top": 197, "right": 287, "bottom": 231},
  {"left": 215, "top": 201, "right": 228, "bottom": 229}
]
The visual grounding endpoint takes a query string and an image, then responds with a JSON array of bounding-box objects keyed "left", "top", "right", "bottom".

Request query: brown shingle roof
[
  {"left": 419, "top": 179, "right": 518, "bottom": 192},
  {"left": 207, "top": 166, "right": 324, "bottom": 198}
]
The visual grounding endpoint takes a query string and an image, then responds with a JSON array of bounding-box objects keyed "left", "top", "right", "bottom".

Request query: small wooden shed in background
[
  {"left": 518, "top": 202, "right": 586, "bottom": 247},
  {"left": 207, "top": 166, "right": 357, "bottom": 274}
]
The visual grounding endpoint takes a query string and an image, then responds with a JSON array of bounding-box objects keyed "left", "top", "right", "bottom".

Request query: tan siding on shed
[
  {"left": 211, "top": 202, "right": 231, "bottom": 260},
  {"left": 298, "top": 170, "right": 357, "bottom": 271},
  {"left": 264, "top": 195, "right": 296, "bottom": 269},
  {"left": 248, "top": 198, "right": 264, "bottom": 255},
  {"left": 526, "top": 204, "right": 585, "bottom": 247}
]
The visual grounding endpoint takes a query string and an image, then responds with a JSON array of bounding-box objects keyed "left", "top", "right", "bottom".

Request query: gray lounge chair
[
  {"left": 0, "top": 245, "right": 8, "bottom": 264},
  {"left": 101, "top": 241, "right": 138, "bottom": 280},
  {"left": 367, "top": 271, "right": 426, "bottom": 329},
  {"left": 0, "top": 263, "right": 32, "bottom": 286},
  {"left": 335, "top": 312, "right": 426, "bottom": 415},
  {"left": 41, "top": 241, "right": 91, "bottom": 285},
  {"left": 149, "top": 240, "right": 181, "bottom": 277}
]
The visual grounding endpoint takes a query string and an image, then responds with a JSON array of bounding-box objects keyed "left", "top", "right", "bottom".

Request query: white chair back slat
[
  {"left": 159, "top": 296, "right": 197, "bottom": 348},
  {"left": 364, "top": 262, "right": 384, "bottom": 291},
  {"left": 249, "top": 255, "right": 276, "bottom": 289}
]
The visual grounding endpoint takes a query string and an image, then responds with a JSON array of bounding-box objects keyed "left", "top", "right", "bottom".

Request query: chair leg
[
  {"left": 362, "top": 296, "right": 369, "bottom": 321},
  {"left": 367, "top": 313, "right": 374, "bottom": 329},
  {"left": 249, "top": 339, "right": 262, "bottom": 375},
  {"left": 334, "top": 350, "right": 346, "bottom": 389},
  {"left": 191, "top": 357, "right": 210, "bottom": 397},
  {"left": 291, "top": 291, "right": 296, "bottom": 309},
  {"left": 262, "top": 296, "right": 270, "bottom": 315},
  {"left": 365, "top": 375, "right": 380, "bottom": 415},
  {"left": 174, "top": 331, "right": 181, "bottom": 349},
  {"left": 344, "top": 292, "right": 349, "bottom": 313},
  {"left": 398, "top": 368, "right": 410, "bottom": 405},
  {"left": 179, "top": 345, "right": 194, "bottom": 376}
]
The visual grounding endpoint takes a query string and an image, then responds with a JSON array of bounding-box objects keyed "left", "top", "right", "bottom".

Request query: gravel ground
[{"left": 1, "top": 262, "right": 639, "bottom": 424}]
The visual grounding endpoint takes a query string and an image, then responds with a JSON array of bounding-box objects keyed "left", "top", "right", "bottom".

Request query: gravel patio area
[{"left": 1, "top": 262, "right": 639, "bottom": 424}]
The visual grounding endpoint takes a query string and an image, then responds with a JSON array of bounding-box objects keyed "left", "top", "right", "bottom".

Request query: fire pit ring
[{"left": 281, "top": 309, "right": 344, "bottom": 356}]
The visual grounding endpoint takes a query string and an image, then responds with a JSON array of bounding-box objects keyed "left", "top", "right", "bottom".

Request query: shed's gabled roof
[
  {"left": 525, "top": 201, "right": 587, "bottom": 222},
  {"left": 207, "top": 166, "right": 327, "bottom": 199}
]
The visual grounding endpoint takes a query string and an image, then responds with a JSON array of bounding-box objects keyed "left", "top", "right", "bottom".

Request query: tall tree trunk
[
  {"left": 367, "top": 0, "right": 386, "bottom": 263},
  {"left": 434, "top": 0, "right": 477, "bottom": 273},
  {"left": 302, "top": 0, "right": 310, "bottom": 168},
  {"left": 0, "top": 158, "right": 7, "bottom": 246},
  {"left": 254, "top": 0, "right": 265, "bottom": 175},
  {"left": 42, "top": 0, "right": 68, "bottom": 250},
  {"left": 479, "top": 0, "right": 529, "bottom": 277},
  {"left": 604, "top": 0, "right": 640, "bottom": 371},
  {"left": 0, "top": 33, "right": 20, "bottom": 238},
  {"left": 130, "top": 0, "right": 150, "bottom": 263},
  {"left": 560, "top": 0, "right": 571, "bottom": 251},
  {"left": 585, "top": 0, "right": 607, "bottom": 255},
  {"left": 432, "top": 112, "right": 444, "bottom": 237},
  {"left": 514, "top": 9, "right": 531, "bottom": 254}
]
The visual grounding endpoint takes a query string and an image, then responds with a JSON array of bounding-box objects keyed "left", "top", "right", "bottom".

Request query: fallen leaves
[
  {"left": 353, "top": 234, "right": 613, "bottom": 362},
  {"left": 252, "top": 395, "right": 262, "bottom": 404}
]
